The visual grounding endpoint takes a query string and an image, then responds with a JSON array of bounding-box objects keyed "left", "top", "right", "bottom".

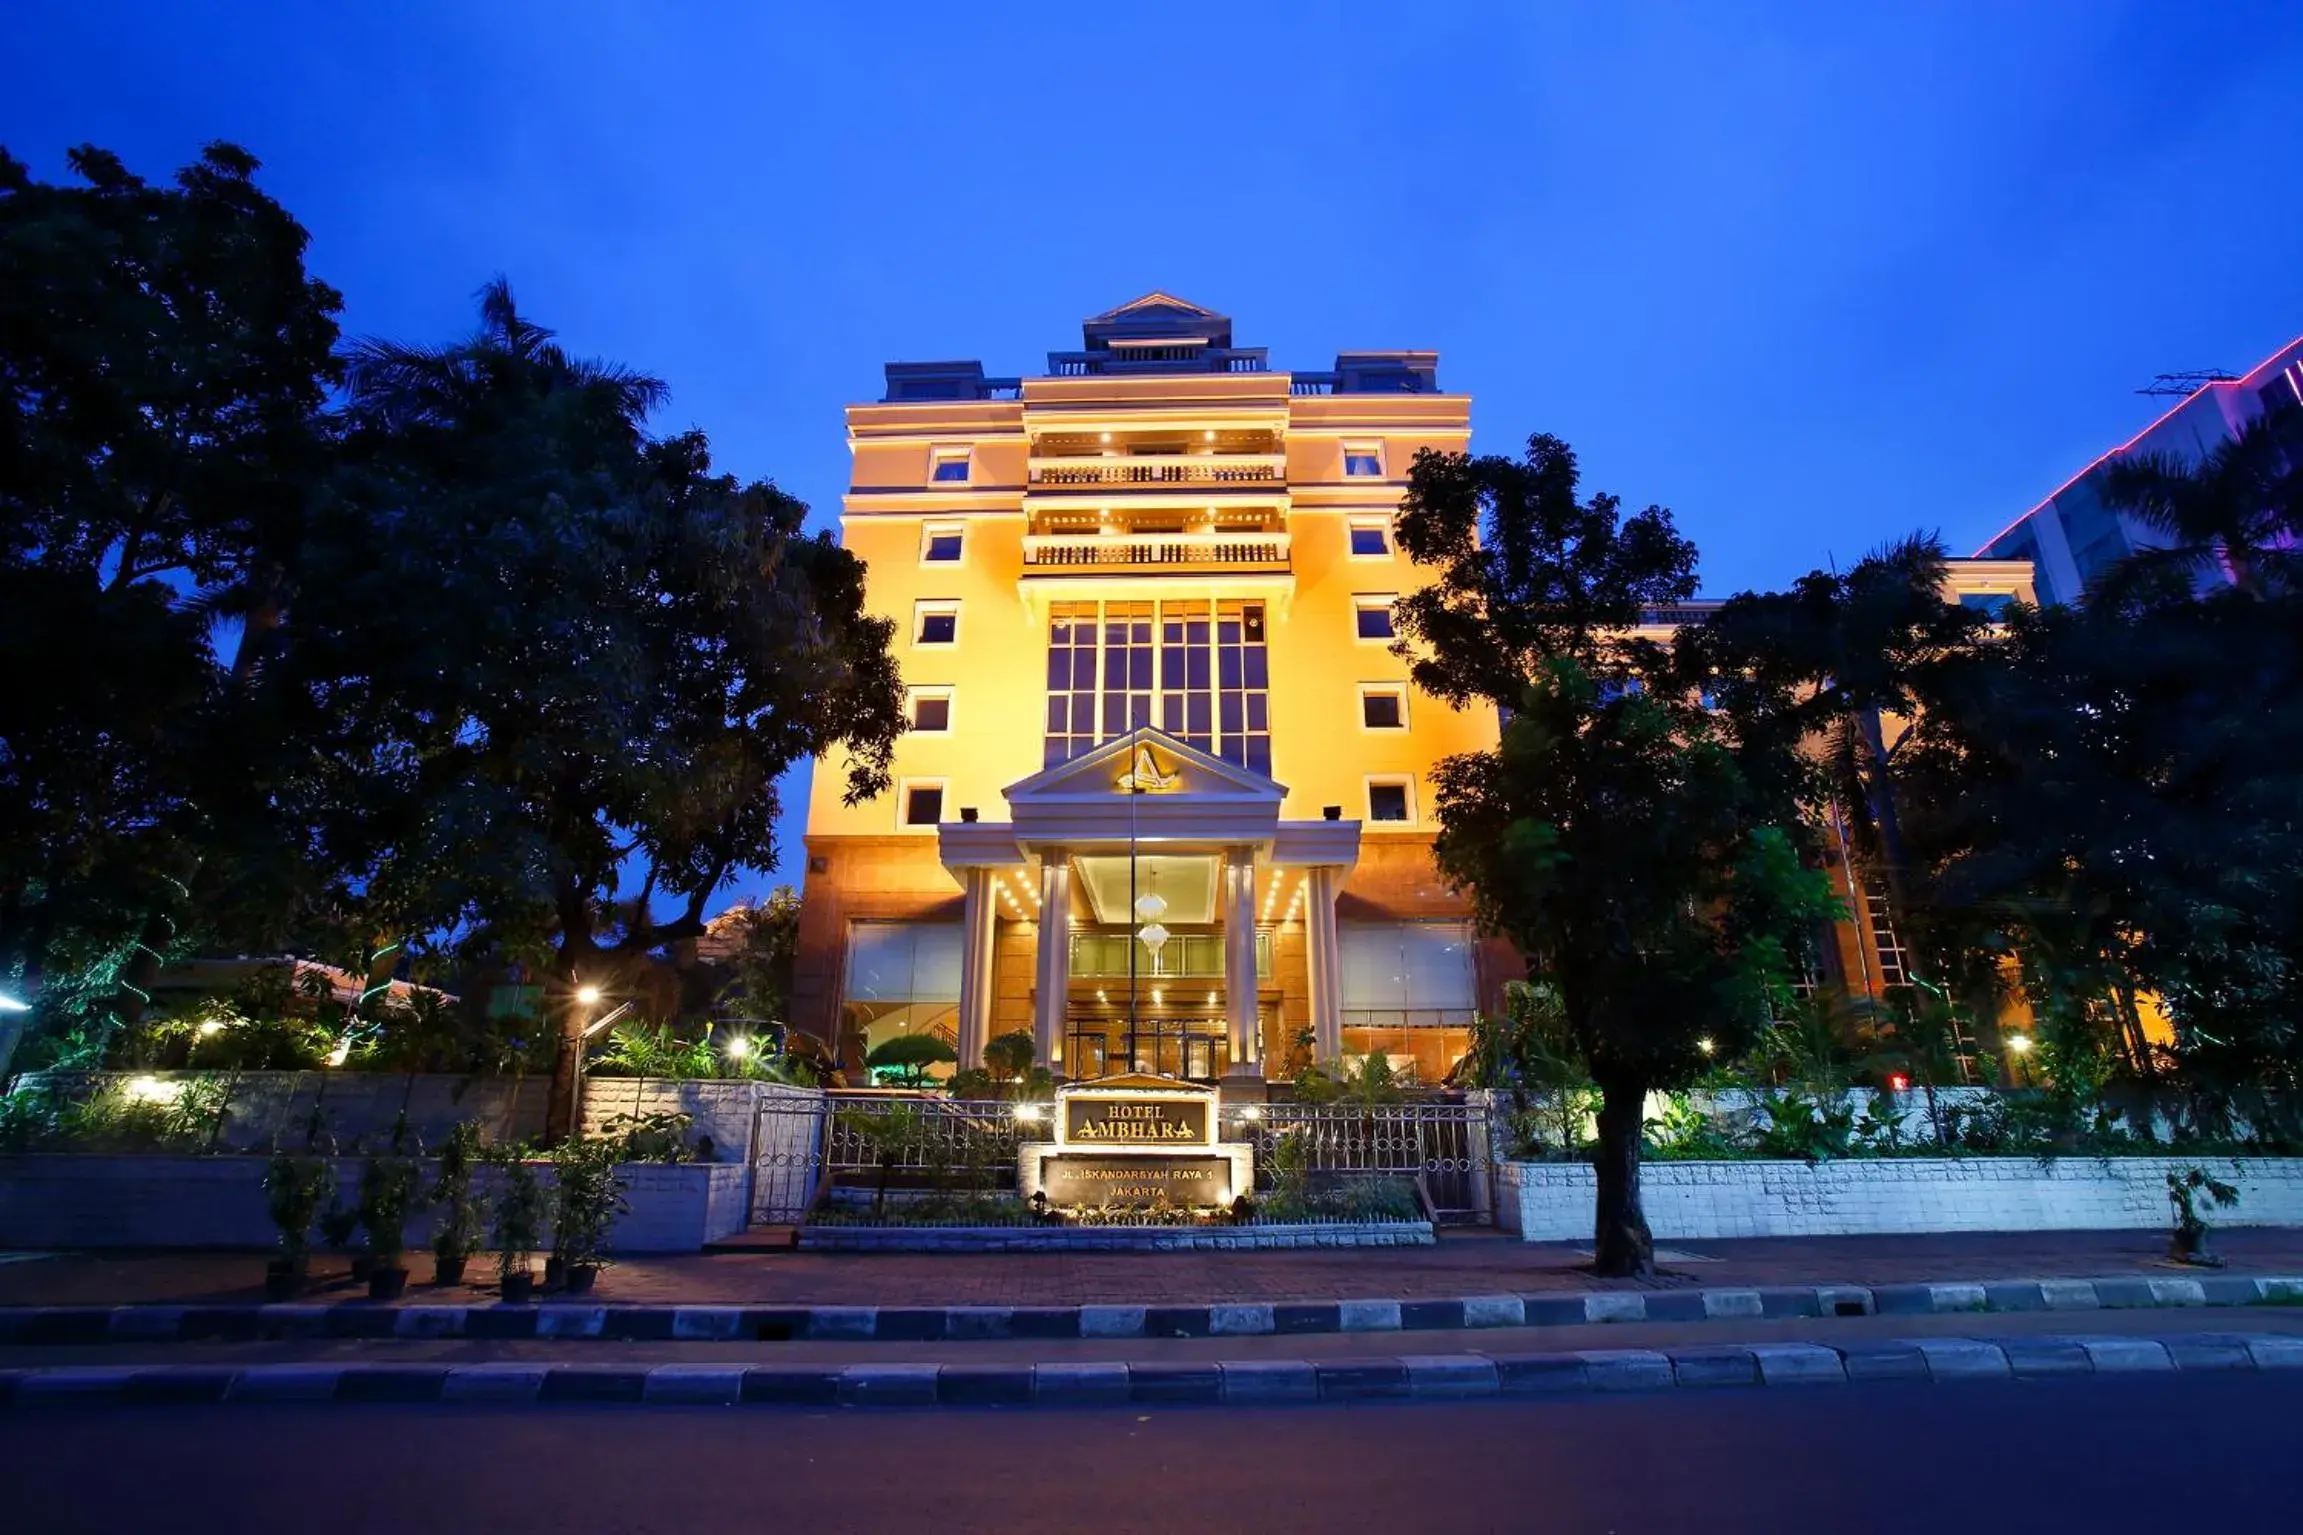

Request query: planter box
[
  {"left": 1496, "top": 1155, "right": 2303, "bottom": 1241},
  {"left": 0, "top": 1154, "right": 750, "bottom": 1254}
]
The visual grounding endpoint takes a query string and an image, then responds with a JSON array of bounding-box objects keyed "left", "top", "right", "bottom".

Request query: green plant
[
  {"left": 428, "top": 1121, "right": 486, "bottom": 1268},
  {"left": 2166, "top": 1166, "right": 2240, "bottom": 1262},
  {"left": 600, "top": 1109, "right": 697, "bottom": 1164},
  {"left": 864, "top": 1033, "right": 957, "bottom": 1087},
  {"left": 549, "top": 1135, "right": 629, "bottom": 1272},
  {"left": 489, "top": 1149, "right": 546, "bottom": 1279},
  {"left": 263, "top": 1150, "right": 331, "bottom": 1263},
  {"left": 1753, "top": 1088, "right": 1857, "bottom": 1162},
  {"left": 1644, "top": 1092, "right": 1747, "bottom": 1160},
  {"left": 589, "top": 1022, "right": 717, "bottom": 1081},
  {"left": 357, "top": 1155, "right": 424, "bottom": 1267}
]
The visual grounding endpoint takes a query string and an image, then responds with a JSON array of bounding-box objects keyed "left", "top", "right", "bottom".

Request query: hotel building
[{"left": 792, "top": 294, "right": 2036, "bottom": 1086}]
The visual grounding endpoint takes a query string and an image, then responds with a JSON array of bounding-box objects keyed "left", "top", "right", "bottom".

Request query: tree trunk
[{"left": 1590, "top": 1077, "right": 1654, "bottom": 1278}]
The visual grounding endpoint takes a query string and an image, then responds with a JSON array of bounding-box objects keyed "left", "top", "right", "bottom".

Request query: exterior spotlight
[
  {"left": 1322, "top": 805, "right": 1342, "bottom": 821},
  {"left": 197, "top": 1020, "right": 226, "bottom": 1037},
  {"left": 126, "top": 1076, "right": 181, "bottom": 1104},
  {"left": 2006, "top": 1034, "right": 2034, "bottom": 1055},
  {"left": 724, "top": 1036, "right": 752, "bottom": 1060},
  {"left": 1014, "top": 1103, "right": 1044, "bottom": 1123},
  {"left": 1697, "top": 1037, "right": 1716, "bottom": 1056},
  {"left": 960, "top": 806, "right": 979, "bottom": 823},
  {"left": 0, "top": 991, "right": 29, "bottom": 1013},
  {"left": 575, "top": 985, "right": 602, "bottom": 1006},
  {"left": 327, "top": 1037, "right": 352, "bottom": 1068}
]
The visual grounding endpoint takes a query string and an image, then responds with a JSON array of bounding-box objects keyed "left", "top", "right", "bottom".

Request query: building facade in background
[
  {"left": 1976, "top": 335, "right": 2303, "bottom": 605},
  {"left": 793, "top": 295, "right": 2037, "bottom": 1086}
]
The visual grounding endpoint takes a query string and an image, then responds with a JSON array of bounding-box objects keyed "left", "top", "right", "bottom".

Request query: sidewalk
[{"left": 7, "top": 1228, "right": 2303, "bottom": 1309}]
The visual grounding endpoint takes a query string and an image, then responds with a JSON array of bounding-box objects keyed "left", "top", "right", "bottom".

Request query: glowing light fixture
[
  {"left": 1697, "top": 1037, "right": 1716, "bottom": 1056},
  {"left": 724, "top": 1036, "right": 752, "bottom": 1060},
  {"left": 0, "top": 991, "right": 29, "bottom": 1013},
  {"left": 575, "top": 985, "right": 603, "bottom": 1007},
  {"left": 1014, "top": 1103, "right": 1044, "bottom": 1124},
  {"left": 196, "top": 1020, "right": 226, "bottom": 1037},
  {"left": 2006, "top": 1033, "right": 2035, "bottom": 1055},
  {"left": 326, "top": 1037, "right": 352, "bottom": 1068},
  {"left": 125, "top": 1075, "right": 181, "bottom": 1104},
  {"left": 1136, "top": 922, "right": 1170, "bottom": 962}
]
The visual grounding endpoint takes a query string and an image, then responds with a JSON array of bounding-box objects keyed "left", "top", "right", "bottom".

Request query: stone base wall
[
  {"left": 798, "top": 1221, "right": 1435, "bottom": 1252},
  {"left": 1496, "top": 1156, "right": 2303, "bottom": 1241},
  {"left": 0, "top": 1154, "right": 750, "bottom": 1253}
]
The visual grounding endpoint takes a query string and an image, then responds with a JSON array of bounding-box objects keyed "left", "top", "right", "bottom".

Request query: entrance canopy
[{"left": 937, "top": 726, "right": 1359, "bottom": 870}]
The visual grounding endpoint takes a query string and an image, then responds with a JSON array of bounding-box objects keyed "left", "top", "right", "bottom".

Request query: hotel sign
[
  {"left": 1041, "top": 1154, "right": 1233, "bottom": 1207},
  {"left": 1061, "top": 1095, "right": 1212, "bottom": 1148}
]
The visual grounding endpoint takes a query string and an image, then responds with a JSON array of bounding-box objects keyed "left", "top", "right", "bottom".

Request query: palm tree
[
  {"left": 2097, "top": 412, "right": 2303, "bottom": 599},
  {"left": 341, "top": 276, "right": 666, "bottom": 442}
]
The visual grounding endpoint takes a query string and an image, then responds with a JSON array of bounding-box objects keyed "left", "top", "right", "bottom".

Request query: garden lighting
[
  {"left": 575, "top": 984, "right": 603, "bottom": 1006},
  {"left": 723, "top": 1036, "right": 752, "bottom": 1060},
  {"left": 2006, "top": 1034, "right": 2035, "bottom": 1055},
  {"left": 0, "top": 991, "right": 29, "bottom": 1013}
]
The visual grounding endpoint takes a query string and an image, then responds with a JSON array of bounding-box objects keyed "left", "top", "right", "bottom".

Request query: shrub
[
  {"left": 428, "top": 1121, "right": 486, "bottom": 1269},
  {"left": 357, "top": 1155, "right": 425, "bottom": 1267},
  {"left": 549, "top": 1136, "right": 629, "bottom": 1272}
]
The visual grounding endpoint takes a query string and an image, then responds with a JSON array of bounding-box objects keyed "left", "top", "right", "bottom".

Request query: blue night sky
[{"left": 10, "top": 1, "right": 2303, "bottom": 910}]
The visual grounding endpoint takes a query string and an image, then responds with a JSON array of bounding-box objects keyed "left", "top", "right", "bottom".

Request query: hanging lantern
[
  {"left": 1134, "top": 892, "right": 1168, "bottom": 922},
  {"left": 1136, "top": 922, "right": 1170, "bottom": 962}
]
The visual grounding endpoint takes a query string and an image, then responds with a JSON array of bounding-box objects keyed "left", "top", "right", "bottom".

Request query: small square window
[
  {"left": 1343, "top": 442, "right": 1384, "bottom": 477},
  {"left": 903, "top": 782, "right": 946, "bottom": 827},
  {"left": 915, "top": 603, "right": 959, "bottom": 646},
  {"left": 910, "top": 689, "right": 952, "bottom": 732},
  {"left": 1347, "top": 520, "right": 1391, "bottom": 557},
  {"left": 921, "top": 523, "right": 964, "bottom": 563},
  {"left": 930, "top": 448, "right": 971, "bottom": 483},
  {"left": 1360, "top": 688, "right": 1406, "bottom": 730},
  {"left": 1355, "top": 599, "right": 1397, "bottom": 641},
  {"left": 1367, "top": 780, "right": 1412, "bottom": 824}
]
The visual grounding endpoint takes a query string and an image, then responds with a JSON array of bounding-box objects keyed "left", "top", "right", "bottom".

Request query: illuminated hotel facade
[{"left": 791, "top": 294, "right": 2037, "bottom": 1085}]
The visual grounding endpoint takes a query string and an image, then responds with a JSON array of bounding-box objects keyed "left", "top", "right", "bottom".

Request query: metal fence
[
  {"left": 750, "top": 1090, "right": 1496, "bottom": 1225},
  {"left": 1223, "top": 1101, "right": 1493, "bottom": 1223}
]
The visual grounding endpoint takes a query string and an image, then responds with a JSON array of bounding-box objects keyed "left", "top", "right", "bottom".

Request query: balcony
[
  {"left": 1047, "top": 346, "right": 1269, "bottom": 376},
  {"left": 1028, "top": 454, "right": 1286, "bottom": 488},
  {"left": 1022, "top": 533, "right": 1291, "bottom": 571}
]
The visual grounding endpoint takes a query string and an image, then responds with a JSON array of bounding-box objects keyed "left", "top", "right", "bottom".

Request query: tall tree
[
  {"left": 1396, "top": 435, "right": 1833, "bottom": 1275},
  {"left": 0, "top": 141, "right": 342, "bottom": 1068},
  {"left": 1686, "top": 535, "right": 1987, "bottom": 936},
  {"left": 2097, "top": 412, "right": 2303, "bottom": 600},
  {"left": 296, "top": 282, "right": 905, "bottom": 1136}
]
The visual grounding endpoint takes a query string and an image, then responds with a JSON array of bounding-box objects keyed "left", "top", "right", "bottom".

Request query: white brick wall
[{"left": 1497, "top": 1156, "right": 2303, "bottom": 1240}]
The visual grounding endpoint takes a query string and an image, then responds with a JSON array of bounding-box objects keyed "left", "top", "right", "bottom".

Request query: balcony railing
[
  {"left": 1028, "top": 454, "right": 1286, "bottom": 488},
  {"left": 1021, "top": 534, "right": 1291, "bottom": 570},
  {"left": 1071, "top": 930, "right": 1274, "bottom": 979},
  {"left": 1048, "top": 347, "right": 1269, "bottom": 376}
]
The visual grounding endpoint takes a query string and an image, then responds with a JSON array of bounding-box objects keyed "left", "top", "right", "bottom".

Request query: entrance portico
[{"left": 938, "top": 728, "right": 1359, "bottom": 1079}]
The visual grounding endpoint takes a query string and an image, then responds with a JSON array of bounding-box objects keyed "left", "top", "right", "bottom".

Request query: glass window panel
[
  {"left": 1245, "top": 737, "right": 1271, "bottom": 775},
  {"left": 919, "top": 612, "right": 957, "bottom": 644},
  {"left": 1220, "top": 694, "right": 1243, "bottom": 733},
  {"left": 912, "top": 696, "right": 950, "bottom": 731},
  {"left": 1247, "top": 695, "right": 1267, "bottom": 730},
  {"left": 924, "top": 532, "right": 963, "bottom": 561},
  {"left": 1220, "top": 650, "right": 1241, "bottom": 689},
  {"left": 1356, "top": 605, "right": 1394, "bottom": 640},
  {"left": 1349, "top": 526, "right": 1389, "bottom": 556},
  {"left": 904, "top": 785, "right": 944, "bottom": 825},
  {"left": 1244, "top": 650, "right": 1267, "bottom": 688},
  {"left": 1369, "top": 783, "right": 1410, "bottom": 821},
  {"left": 1362, "top": 692, "right": 1403, "bottom": 729},
  {"left": 1187, "top": 695, "right": 1211, "bottom": 734},
  {"left": 1187, "top": 651, "right": 1209, "bottom": 689}
]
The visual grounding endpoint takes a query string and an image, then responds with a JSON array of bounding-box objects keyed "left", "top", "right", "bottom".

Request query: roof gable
[{"left": 1004, "top": 727, "right": 1284, "bottom": 805}]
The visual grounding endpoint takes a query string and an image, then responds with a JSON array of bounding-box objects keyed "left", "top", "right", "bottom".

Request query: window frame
[
  {"left": 907, "top": 686, "right": 954, "bottom": 735},
  {"left": 1342, "top": 439, "right": 1385, "bottom": 478},
  {"left": 1353, "top": 595, "right": 1399, "bottom": 642},
  {"left": 1364, "top": 774, "right": 1416, "bottom": 826},
  {"left": 897, "top": 777, "right": 949, "bottom": 832},
  {"left": 1357, "top": 683, "right": 1408, "bottom": 732},
  {"left": 919, "top": 520, "right": 966, "bottom": 566},
  {"left": 913, "top": 600, "right": 960, "bottom": 648},
  {"left": 928, "top": 445, "right": 973, "bottom": 484},
  {"left": 1345, "top": 516, "right": 1393, "bottom": 560}
]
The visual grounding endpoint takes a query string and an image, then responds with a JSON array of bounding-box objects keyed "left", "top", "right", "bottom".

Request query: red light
[{"left": 1887, "top": 1072, "right": 1911, "bottom": 1093}]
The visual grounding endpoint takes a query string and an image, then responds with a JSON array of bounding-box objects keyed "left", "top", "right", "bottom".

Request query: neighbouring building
[
  {"left": 792, "top": 294, "right": 2036, "bottom": 1087},
  {"left": 1976, "top": 334, "right": 2303, "bottom": 605}
]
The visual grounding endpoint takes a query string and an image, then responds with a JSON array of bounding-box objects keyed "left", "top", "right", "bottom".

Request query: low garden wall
[
  {"left": 0, "top": 1154, "right": 750, "bottom": 1253},
  {"left": 13, "top": 1070, "right": 828, "bottom": 1165},
  {"left": 1496, "top": 1156, "right": 2303, "bottom": 1241}
]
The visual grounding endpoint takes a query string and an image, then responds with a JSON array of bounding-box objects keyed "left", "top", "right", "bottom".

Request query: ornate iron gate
[{"left": 1224, "top": 1100, "right": 1496, "bottom": 1224}]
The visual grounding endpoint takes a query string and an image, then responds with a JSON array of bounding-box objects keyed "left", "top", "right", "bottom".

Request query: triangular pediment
[
  {"left": 1005, "top": 728, "right": 1284, "bottom": 805},
  {"left": 1086, "top": 291, "right": 1220, "bottom": 324}
]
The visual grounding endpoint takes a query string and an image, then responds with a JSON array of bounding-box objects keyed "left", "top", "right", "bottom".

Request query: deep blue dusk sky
[{"left": 9, "top": 2, "right": 2302, "bottom": 908}]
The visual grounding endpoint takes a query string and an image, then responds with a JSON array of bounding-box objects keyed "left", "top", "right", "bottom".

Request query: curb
[
  {"left": 2, "top": 1332, "right": 2299, "bottom": 1410},
  {"left": 2, "top": 1274, "right": 2296, "bottom": 1347}
]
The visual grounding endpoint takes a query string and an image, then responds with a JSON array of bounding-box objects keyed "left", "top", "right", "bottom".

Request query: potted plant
[
  {"left": 261, "top": 1150, "right": 331, "bottom": 1300},
  {"left": 2167, "top": 1167, "right": 2241, "bottom": 1266},
  {"left": 356, "top": 1154, "right": 425, "bottom": 1300},
  {"left": 549, "top": 1135, "right": 628, "bottom": 1294},
  {"left": 428, "top": 1121, "right": 485, "bottom": 1287},
  {"left": 318, "top": 1183, "right": 366, "bottom": 1282},
  {"left": 490, "top": 1149, "right": 546, "bottom": 1303}
]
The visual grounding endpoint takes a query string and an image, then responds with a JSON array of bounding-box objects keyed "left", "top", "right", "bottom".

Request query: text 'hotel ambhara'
[{"left": 791, "top": 293, "right": 2036, "bottom": 1087}]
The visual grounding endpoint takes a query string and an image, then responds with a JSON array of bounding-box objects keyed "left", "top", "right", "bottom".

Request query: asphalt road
[{"left": 4, "top": 1375, "right": 2296, "bottom": 1533}]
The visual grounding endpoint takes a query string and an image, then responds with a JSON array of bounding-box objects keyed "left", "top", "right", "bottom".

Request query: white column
[
  {"left": 1222, "top": 847, "right": 1261, "bottom": 1075},
  {"left": 956, "top": 867, "right": 997, "bottom": 1068},
  {"left": 1034, "top": 856, "right": 1072, "bottom": 1075},
  {"left": 1305, "top": 864, "right": 1343, "bottom": 1063}
]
